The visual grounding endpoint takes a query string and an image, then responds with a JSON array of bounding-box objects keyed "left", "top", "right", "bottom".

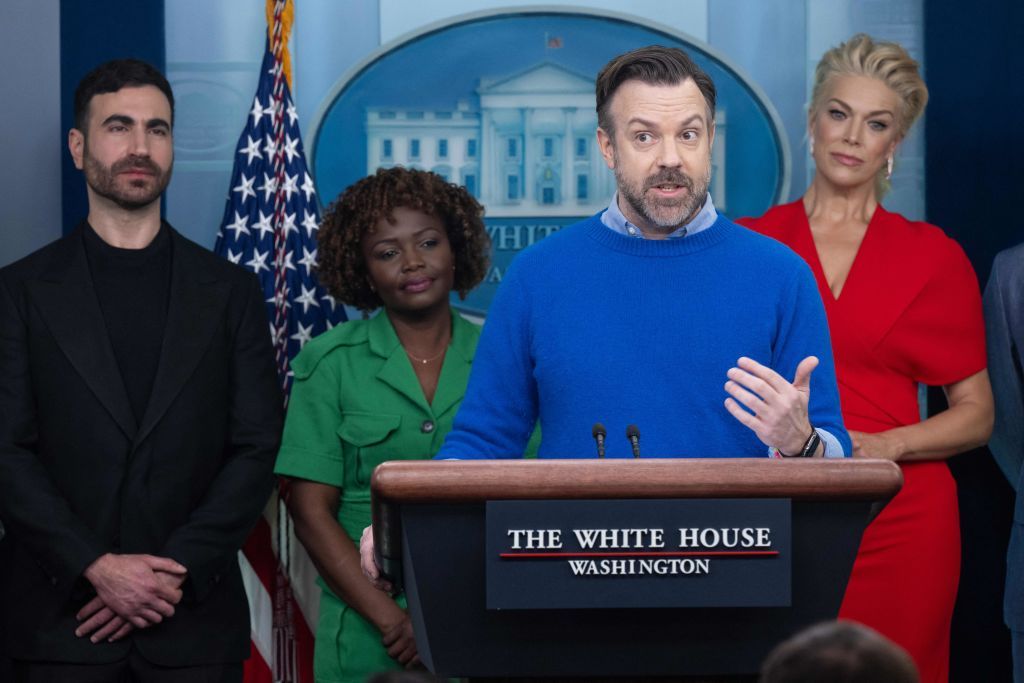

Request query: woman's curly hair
[{"left": 317, "top": 167, "right": 491, "bottom": 312}]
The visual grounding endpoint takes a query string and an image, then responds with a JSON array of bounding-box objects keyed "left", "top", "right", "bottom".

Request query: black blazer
[{"left": 0, "top": 224, "right": 283, "bottom": 666}]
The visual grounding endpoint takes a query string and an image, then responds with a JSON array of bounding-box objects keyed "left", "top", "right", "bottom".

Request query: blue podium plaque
[{"left": 486, "top": 498, "right": 791, "bottom": 609}]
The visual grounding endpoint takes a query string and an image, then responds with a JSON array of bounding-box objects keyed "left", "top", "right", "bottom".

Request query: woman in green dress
[{"left": 274, "top": 167, "right": 492, "bottom": 682}]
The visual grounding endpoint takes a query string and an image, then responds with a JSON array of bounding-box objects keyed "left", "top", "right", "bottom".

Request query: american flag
[
  {"left": 214, "top": 2, "right": 344, "bottom": 681},
  {"left": 215, "top": 47, "right": 345, "bottom": 382}
]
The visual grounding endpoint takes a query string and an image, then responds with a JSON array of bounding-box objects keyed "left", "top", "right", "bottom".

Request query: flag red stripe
[
  {"left": 243, "top": 513, "right": 318, "bottom": 682},
  {"left": 243, "top": 517, "right": 277, "bottom": 596},
  {"left": 244, "top": 640, "right": 274, "bottom": 683}
]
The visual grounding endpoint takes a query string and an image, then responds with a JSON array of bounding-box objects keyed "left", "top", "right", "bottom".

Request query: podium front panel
[{"left": 402, "top": 499, "right": 867, "bottom": 678}]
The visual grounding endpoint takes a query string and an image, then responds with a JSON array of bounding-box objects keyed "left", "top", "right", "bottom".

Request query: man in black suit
[{"left": 0, "top": 59, "right": 282, "bottom": 682}]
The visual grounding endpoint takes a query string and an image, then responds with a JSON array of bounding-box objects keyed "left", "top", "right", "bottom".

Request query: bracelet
[{"left": 779, "top": 427, "right": 820, "bottom": 458}]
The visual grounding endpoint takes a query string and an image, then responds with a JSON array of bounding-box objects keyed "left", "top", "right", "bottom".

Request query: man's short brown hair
[{"left": 595, "top": 45, "right": 716, "bottom": 137}]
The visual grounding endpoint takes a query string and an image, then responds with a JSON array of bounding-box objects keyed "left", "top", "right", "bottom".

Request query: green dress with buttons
[{"left": 274, "top": 310, "right": 482, "bottom": 683}]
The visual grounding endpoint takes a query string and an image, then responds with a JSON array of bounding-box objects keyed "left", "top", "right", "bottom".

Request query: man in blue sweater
[
  {"left": 360, "top": 45, "right": 849, "bottom": 578},
  {"left": 440, "top": 45, "right": 849, "bottom": 462}
]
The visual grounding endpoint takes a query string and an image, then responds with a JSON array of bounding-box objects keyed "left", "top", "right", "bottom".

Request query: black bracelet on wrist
[{"left": 779, "top": 427, "right": 820, "bottom": 458}]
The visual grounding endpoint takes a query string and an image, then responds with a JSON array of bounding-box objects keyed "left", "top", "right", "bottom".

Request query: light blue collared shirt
[
  {"left": 598, "top": 192, "right": 845, "bottom": 458},
  {"left": 600, "top": 192, "right": 718, "bottom": 239}
]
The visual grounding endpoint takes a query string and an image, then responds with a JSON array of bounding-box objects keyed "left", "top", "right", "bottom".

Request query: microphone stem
[{"left": 627, "top": 425, "right": 641, "bottom": 458}]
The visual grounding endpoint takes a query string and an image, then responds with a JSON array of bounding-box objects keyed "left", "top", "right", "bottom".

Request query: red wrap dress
[{"left": 739, "top": 201, "right": 986, "bottom": 682}]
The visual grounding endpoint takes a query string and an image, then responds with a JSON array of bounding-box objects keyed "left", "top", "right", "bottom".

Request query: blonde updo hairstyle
[{"left": 809, "top": 34, "right": 929, "bottom": 197}]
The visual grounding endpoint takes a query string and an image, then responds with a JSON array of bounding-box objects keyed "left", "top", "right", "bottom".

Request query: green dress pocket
[{"left": 337, "top": 411, "right": 402, "bottom": 487}]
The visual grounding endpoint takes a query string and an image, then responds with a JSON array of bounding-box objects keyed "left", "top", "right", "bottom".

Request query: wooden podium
[{"left": 371, "top": 458, "right": 901, "bottom": 681}]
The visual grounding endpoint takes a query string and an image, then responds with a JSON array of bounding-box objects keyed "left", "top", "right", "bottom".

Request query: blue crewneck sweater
[{"left": 440, "top": 213, "right": 850, "bottom": 459}]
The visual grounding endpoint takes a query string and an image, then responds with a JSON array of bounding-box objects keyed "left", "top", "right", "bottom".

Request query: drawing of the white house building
[{"left": 366, "top": 62, "right": 727, "bottom": 217}]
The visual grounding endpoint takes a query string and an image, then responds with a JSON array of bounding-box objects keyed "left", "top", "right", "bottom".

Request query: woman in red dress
[{"left": 739, "top": 34, "right": 993, "bottom": 682}]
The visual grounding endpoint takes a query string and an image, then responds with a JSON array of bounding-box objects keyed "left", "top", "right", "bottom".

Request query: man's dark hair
[
  {"left": 595, "top": 45, "right": 716, "bottom": 137},
  {"left": 760, "top": 621, "right": 919, "bottom": 683},
  {"left": 74, "top": 58, "right": 175, "bottom": 131}
]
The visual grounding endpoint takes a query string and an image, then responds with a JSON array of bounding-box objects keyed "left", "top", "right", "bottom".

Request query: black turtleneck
[{"left": 83, "top": 222, "right": 171, "bottom": 424}]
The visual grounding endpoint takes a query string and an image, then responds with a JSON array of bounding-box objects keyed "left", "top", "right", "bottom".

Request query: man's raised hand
[{"left": 724, "top": 356, "right": 819, "bottom": 456}]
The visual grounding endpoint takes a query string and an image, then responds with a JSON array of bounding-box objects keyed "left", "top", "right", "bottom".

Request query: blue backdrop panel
[
  {"left": 925, "top": 1, "right": 1023, "bottom": 285},
  {"left": 926, "top": 2, "right": 1023, "bottom": 681}
]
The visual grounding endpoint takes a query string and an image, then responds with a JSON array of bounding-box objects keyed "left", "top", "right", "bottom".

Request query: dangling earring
[
  {"left": 809, "top": 136, "right": 815, "bottom": 156},
  {"left": 886, "top": 156, "right": 893, "bottom": 180}
]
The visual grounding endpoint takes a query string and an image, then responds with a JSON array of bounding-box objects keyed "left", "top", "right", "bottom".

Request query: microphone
[
  {"left": 592, "top": 423, "right": 607, "bottom": 458},
  {"left": 626, "top": 424, "right": 641, "bottom": 458}
]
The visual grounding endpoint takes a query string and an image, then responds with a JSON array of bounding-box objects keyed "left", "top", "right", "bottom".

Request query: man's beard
[
  {"left": 615, "top": 158, "right": 711, "bottom": 233},
  {"left": 83, "top": 149, "right": 171, "bottom": 210}
]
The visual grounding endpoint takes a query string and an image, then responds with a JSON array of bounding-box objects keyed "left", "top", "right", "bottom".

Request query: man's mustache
[
  {"left": 643, "top": 169, "right": 694, "bottom": 192},
  {"left": 112, "top": 156, "right": 161, "bottom": 175}
]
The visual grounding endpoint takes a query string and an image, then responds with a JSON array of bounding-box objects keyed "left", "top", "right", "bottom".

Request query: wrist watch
[{"left": 779, "top": 427, "right": 821, "bottom": 458}]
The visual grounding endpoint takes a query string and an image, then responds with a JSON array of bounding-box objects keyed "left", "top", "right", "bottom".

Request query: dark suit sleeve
[
  {"left": 159, "top": 274, "right": 283, "bottom": 601},
  {"left": 0, "top": 274, "right": 107, "bottom": 593},
  {"left": 985, "top": 252, "right": 1024, "bottom": 488}
]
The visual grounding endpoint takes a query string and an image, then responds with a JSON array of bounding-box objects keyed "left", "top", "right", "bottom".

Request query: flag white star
[
  {"left": 291, "top": 322, "right": 314, "bottom": 348},
  {"left": 276, "top": 248, "right": 297, "bottom": 272},
  {"left": 263, "top": 134, "right": 278, "bottom": 160},
  {"left": 300, "top": 172, "right": 317, "bottom": 202},
  {"left": 258, "top": 173, "right": 278, "bottom": 202},
  {"left": 270, "top": 321, "right": 291, "bottom": 350},
  {"left": 226, "top": 249, "right": 243, "bottom": 264},
  {"left": 266, "top": 289, "right": 291, "bottom": 312},
  {"left": 281, "top": 172, "right": 298, "bottom": 202},
  {"left": 281, "top": 211, "right": 299, "bottom": 237},
  {"left": 239, "top": 135, "right": 262, "bottom": 164},
  {"left": 252, "top": 210, "right": 275, "bottom": 241},
  {"left": 286, "top": 99, "right": 298, "bottom": 127},
  {"left": 282, "top": 135, "right": 300, "bottom": 164},
  {"left": 295, "top": 284, "right": 321, "bottom": 313},
  {"left": 301, "top": 210, "right": 319, "bottom": 236},
  {"left": 246, "top": 248, "right": 270, "bottom": 274},
  {"left": 233, "top": 173, "right": 256, "bottom": 203},
  {"left": 249, "top": 96, "right": 267, "bottom": 126},
  {"left": 269, "top": 321, "right": 283, "bottom": 346},
  {"left": 297, "top": 246, "right": 318, "bottom": 275},
  {"left": 224, "top": 211, "right": 250, "bottom": 239}
]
